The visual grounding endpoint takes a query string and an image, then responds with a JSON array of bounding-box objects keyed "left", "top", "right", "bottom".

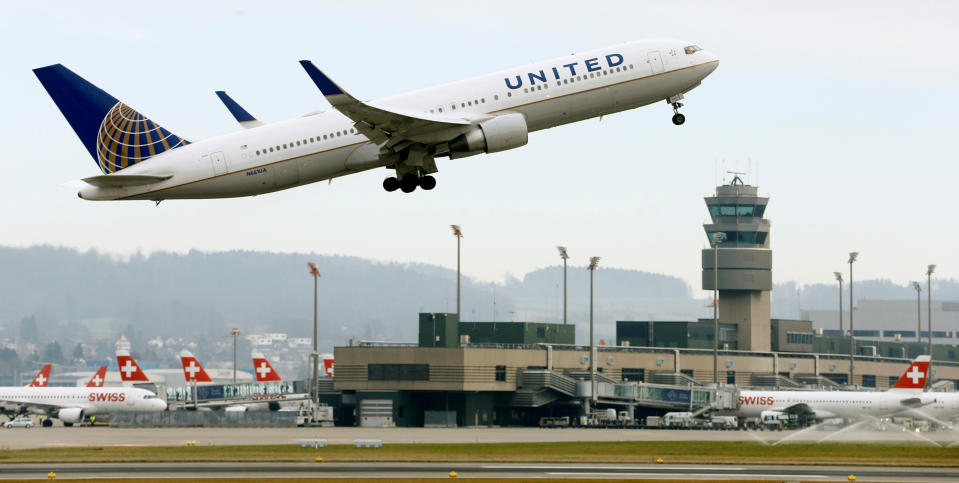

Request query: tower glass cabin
[{"left": 702, "top": 175, "right": 772, "bottom": 351}]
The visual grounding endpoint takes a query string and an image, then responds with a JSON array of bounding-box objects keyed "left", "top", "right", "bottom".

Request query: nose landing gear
[{"left": 668, "top": 94, "right": 686, "bottom": 125}]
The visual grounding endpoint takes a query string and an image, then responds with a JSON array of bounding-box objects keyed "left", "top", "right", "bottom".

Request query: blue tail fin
[{"left": 33, "top": 64, "right": 189, "bottom": 174}]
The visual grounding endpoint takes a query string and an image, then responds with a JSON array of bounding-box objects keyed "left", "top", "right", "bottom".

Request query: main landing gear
[
  {"left": 668, "top": 94, "right": 686, "bottom": 125},
  {"left": 383, "top": 173, "right": 436, "bottom": 193}
]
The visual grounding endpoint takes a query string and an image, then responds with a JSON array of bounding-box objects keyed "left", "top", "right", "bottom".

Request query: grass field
[
  {"left": 1, "top": 441, "right": 957, "bottom": 466},
  {"left": 16, "top": 480, "right": 783, "bottom": 483}
]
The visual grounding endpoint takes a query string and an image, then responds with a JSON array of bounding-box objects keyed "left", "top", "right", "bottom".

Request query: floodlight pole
[
  {"left": 927, "top": 264, "right": 936, "bottom": 381},
  {"left": 848, "top": 252, "right": 858, "bottom": 386},
  {"left": 307, "top": 262, "right": 321, "bottom": 405},
  {"left": 451, "top": 225, "right": 463, "bottom": 321},
  {"left": 228, "top": 328, "right": 241, "bottom": 385},
  {"left": 711, "top": 232, "right": 725, "bottom": 384},
  {"left": 834, "top": 272, "right": 843, "bottom": 336},
  {"left": 587, "top": 257, "right": 600, "bottom": 406},
  {"left": 558, "top": 247, "right": 569, "bottom": 325},
  {"left": 912, "top": 282, "right": 921, "bottom": 344}
]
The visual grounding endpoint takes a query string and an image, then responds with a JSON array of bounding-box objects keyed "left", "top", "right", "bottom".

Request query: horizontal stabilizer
[
  {"left": 215, "top": 91, "right": 264, "bottom": 128},
  {"left": 82, "top": 174, "right": 172, "bottom": 188}
]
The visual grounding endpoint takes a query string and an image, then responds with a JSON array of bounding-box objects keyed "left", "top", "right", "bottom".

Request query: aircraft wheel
[
  {"left": 63, "top": 422, "right": 73, "bottom": 427},
  {"left": 672, "top": 113, "right": 686, "bottom": 125},
  {"left": 400, "top": 174, "right": 418, "bottom": 193},
  {"left": 42, "top": 419, "right": 53, "bottom": 427},
  {"left": 419, "top": 175, "right": 436, "bottom": 190},
  {"left": 383, "top": 177, "right": 400, "bottom": 192}
]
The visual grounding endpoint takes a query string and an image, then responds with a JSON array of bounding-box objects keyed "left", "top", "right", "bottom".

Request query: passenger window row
[
  {"left": 555, "top": 64, "right": 635, "bottom": 87},
  {"left": 255, "top": 128, "right": 358, "bottom": 156},
  {"left": 444, "top": 97, "right": 487, "bottom": 112}
]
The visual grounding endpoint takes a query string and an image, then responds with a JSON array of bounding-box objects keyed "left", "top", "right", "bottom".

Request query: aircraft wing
[
  {"left": 899, "top": 397, "right": 930, "bottom": 408},
  {"left": 0, "top": 399, "right": 61, "bottom": 416},
  {"left": 81, "top": 174, "right": 173, "bottom": 188},
  {"left": 299, "top": 61, "right": 471, "bottom": 146},
  {"left": 781, "top": 403, "right": 836, "bottom": 419}
]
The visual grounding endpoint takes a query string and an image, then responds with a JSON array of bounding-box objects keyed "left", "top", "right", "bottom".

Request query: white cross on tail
[
  {"left": 121, "top": 360, "right": 137, "bottom": 377},
  {"left": 256, "top": 362, "right": 272, "bottom": 378},
  {"left": 906, "top": 365, "right": 925, "bottom": 385}
]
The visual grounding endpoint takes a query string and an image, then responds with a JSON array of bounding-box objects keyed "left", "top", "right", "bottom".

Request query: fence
[{"left": 109, "top": 411, "right": 298, "bottom": 427}]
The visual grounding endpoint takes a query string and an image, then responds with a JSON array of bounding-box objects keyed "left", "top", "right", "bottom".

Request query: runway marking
[
  {"left": 548, "top": 472, "right": 827, "bottom": 479},
  {"left": 482, "top": 465, "right": 748, "bottom": 470}
]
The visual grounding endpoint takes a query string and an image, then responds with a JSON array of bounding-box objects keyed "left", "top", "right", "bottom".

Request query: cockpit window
[{"left": 684, "top": 45, "right": 702, "bottom": 55}]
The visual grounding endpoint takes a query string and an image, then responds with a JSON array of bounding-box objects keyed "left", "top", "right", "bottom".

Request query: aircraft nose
[
  {"left": 156, "top": 399, "right": 168, "bottom": 411},
  {"left": 702, "top": 51, "right": 719, "bottom": 66},
  {"left": 700, "top": 51, "right": 719, "bottom": 75}
]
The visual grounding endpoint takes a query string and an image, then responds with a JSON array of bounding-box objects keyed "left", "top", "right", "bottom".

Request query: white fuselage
[
  {"left": 905, "top": 392, "right": 959, "bottom": 421},
  {"left": 0, "top": 386, "right": 166, "bottom": 416},
  {"left": 79, "top": 39, "right": 718, "bottom": 201},
  {"left": 737, "top": 390, "right": 925, "bottom": 420}
]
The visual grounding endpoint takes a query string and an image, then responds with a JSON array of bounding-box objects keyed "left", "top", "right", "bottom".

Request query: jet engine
[
  {"left": 58, "top": 407, "right": 85, "bottom": 424},
  {"left": 449, "top": 113, "right": 528, "bottom": 159}
]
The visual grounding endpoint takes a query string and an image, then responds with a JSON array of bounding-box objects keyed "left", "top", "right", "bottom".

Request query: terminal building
[{"left": 326, "top": 176, "right": 959, "bottom": 427}]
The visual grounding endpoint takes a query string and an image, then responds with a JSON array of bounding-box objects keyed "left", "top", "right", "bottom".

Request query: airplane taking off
[
  {"left": 737, "top": 356, "right": 932, "bottom": 421},
  {"left": 33, "top": 40, "right": 718, "bottom": 200},
  {"left": 27, "top": 364, "right": 51, "bottom": 387},
  {"left": 85, "top": 366, "right": 108, "bottom": 388}
]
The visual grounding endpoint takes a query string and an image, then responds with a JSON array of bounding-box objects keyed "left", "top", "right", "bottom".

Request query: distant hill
[
  {"left": 0, "top": 246, "right": 702, "bottom": 354},
  {"left": 2, "top": 246, "right": 951, "bottom": 354}
]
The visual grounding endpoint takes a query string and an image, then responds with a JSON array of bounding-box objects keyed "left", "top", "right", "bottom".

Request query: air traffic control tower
[{"left": 702, "top": 175, "right": 772, "bottom": 351}]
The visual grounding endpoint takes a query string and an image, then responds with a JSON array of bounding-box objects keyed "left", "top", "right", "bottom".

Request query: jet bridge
[
  {"left": 513, "top": 369, "right": 737, "bottom": 412},
  {"left": 165, "top": 380, "right": 310, "bottom": 411}
]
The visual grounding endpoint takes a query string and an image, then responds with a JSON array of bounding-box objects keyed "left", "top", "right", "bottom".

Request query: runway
[
  {"left": 1, "top": 462, "right": 957, "bottom": 481},
  {"left": 5, "top": 426, "right": 959, "bottom": 449}
]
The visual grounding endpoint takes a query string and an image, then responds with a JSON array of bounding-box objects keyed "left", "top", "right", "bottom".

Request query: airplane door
[
  {"left": 647, "top": 51, "right": 664, "bottom": 74},
  {"left": 210, "top": 151, "right": 228, "bottom": 176}
]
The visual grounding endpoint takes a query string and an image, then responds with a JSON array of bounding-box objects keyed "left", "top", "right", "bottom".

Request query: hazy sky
[{"left": 3, "top": 1, "right": 956, "bottom": 294}]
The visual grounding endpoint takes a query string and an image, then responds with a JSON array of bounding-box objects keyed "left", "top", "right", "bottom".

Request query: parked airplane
[
  {"left": 85, "top": 366, "right": 108, "bottom": 388},
  {"left": 737, "top": 356, "right": 931, "bottom": 421},
  {"left": 26, "top": 364, "right": 51, "bottom": 387},
  {"left": 34, "top": 40, "right": 718, "bottom": 200},
  {"left": 0, "top": 385, "right": 166, "bottom": 426},
  {"left": 180, "top": 350, "right": 213, "bottom": 384}
]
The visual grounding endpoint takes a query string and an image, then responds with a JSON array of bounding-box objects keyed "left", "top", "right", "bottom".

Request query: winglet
[
  {"left": 299, "top": 60, "right": 351, "bottom": 104},
  {"left": 215, "top": 91, "right": 263, "bottom": 128}
]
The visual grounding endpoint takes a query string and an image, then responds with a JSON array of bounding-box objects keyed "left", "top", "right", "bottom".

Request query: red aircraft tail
[
  {"left": 86, "top": 365, "right": 108, "bottom": 387},
  {"left": 888, "top": 355, "right": 931, "bottom": 392},
  {"left": 27, "top": 363, "right": 51, "bottom": 387},
  {"left": 116, "top": 349, "right": 149, "bottom": 382},
  {"left": 179, "top": 350, "right": 213, "bottom": 383},
  {"left": 252, "top": 352, "right": 281, "bottom": 382}
]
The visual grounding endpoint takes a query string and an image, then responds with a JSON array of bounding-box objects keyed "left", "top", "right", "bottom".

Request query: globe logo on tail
[{"left": 96, "top": 102, "right": 189, "bottom": 174}]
